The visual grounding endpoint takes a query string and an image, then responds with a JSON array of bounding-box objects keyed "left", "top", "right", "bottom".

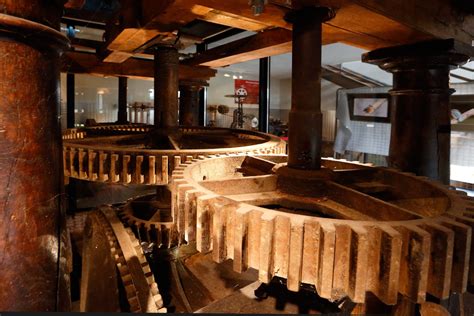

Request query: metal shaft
[
  {"left": 285, "top": 7, "right": 334, "bottom": 169},
  {"left": 154, "top": 46, "right": 179, "bottom": 128}
]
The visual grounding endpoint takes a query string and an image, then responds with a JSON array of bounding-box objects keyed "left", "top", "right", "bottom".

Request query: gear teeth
[
  {"left": 63, "top": 127, "right": 285, "bottom": 185},
  {"left": 95, "top": 206, "right": 166, "bottom": 313},
  {"left": 113, "top": 197, "right": 177, "bottom": 249},
  {"left": 172, "top": 155, "right": 474, "bottom": 306}
]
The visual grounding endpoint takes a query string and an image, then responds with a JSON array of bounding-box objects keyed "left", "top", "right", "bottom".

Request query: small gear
[{"left": 117, "top": 194, "right": 178, "bottom": 249}]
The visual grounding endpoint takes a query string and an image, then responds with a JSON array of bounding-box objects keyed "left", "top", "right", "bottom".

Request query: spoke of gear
[{"left": 170, "top": 154, "right": 474, "bottom": 306}]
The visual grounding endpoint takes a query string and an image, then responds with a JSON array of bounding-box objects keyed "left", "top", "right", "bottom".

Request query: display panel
[{"left": 347, "top": 93, "right": 391, "bottom": 123}]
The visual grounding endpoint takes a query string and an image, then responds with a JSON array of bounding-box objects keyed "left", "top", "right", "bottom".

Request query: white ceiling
[{"left": 219, "top": 43, "right": 367, "bottom": 79}]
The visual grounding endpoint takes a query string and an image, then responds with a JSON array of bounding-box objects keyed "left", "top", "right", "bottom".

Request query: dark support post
[
  {"left": 259, "top": 57, "right": 270, "bottom": 133},
  {"left": 66, "top": 73, "right": 75, "bottom": 128},
  {"left": 118, "top": 76, "right": 128, "bottom": 123},
  {"left": 197, "top": 43, "right": 208, "bottom": 126},
  {"left": 0, "top": 0, "right": 71, "bottom": 311},
  {"left": 179, "top": 84, "right": 202, "bottom": 126},
  {"left": 363, "top": 39, "right": 469, "bottom": 184},
  {"left": 66, "top": 74, "right": 77, "bottom": 218},
  {"left": 154, "top": 46, "right": 179, "bottom": 128},
  {"left": 285, "top": 7, "right": 335, "bottom": 170}
]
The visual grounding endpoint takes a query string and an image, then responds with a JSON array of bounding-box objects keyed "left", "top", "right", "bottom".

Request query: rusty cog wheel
[
  {"left": 117, "top": 193, "right": 178, "bottom": 249},
  {"left": 62, "top": 125, "right": 286, "bottom": 186},
  {"left": 170, "top": 154, "right": 474, "bottom": 306},
  {"left": 81, "top": 206, "right": 167, "bottom": 312}
]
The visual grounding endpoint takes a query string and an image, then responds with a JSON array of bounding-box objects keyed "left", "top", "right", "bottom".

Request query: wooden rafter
[{"left": 61, "top": 51, "right": 216, "bottom": 84}]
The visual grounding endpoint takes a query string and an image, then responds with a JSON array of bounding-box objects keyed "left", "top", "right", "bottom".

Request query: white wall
[{"left": 60, "top": 74, "right": 155, "bottom": 128}]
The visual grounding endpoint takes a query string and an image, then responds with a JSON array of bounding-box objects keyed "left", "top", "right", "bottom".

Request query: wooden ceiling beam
[
  {"left": 352, "top": 0, "right": 474, "bottom": 53},
  {"left": 97, "top": 0, "right": 473, "bottom": 66},
  {"left": 63, "top": 8, "right": 113, "bottom": 24},
  {"left": 61, "top": 51, "right": 216, "bottom": 84},
  {"left": 184, "top": 28, "right": 292, "bottom": 67}
]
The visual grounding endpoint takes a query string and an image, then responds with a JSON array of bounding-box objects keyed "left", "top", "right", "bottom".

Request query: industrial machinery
[
  {"left": 63, "top": 124, "right": 288, "bottom": 312},
  {"left": 171, "top": 154, "right": 474, "bottom": 309}
]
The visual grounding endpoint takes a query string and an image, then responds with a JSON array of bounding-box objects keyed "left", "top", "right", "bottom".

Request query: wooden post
[
  {"left": 179, "top": 84, "right": 202, "bottom": 126},
  {"left": 363, "top": 39, "right": 469, "bottom": 184},
  {"left": 117, "top": 76, "right": 128, "bottom": 123},
  {"left": 259, "top": 57, "right": 270, "bottom": 133},
  {"left": 285, "top": 7, "right": 335, "bottom": 170},
  {"left": 154, "top": 45, "right": 179, "bottom": 128},
  {"left": 0, "top": 0, "right": 71, "bottom": 311},
  {"left": 66, "top": 73, "right": 75, "bottom": 128},
  {"left": 196, "top": 43, "right": 208, "bottom": 126}
]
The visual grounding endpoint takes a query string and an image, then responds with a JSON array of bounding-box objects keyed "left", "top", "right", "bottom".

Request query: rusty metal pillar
[
  {"left": 179, "top": 83, "right": 202, "bottom": 126},
  {"left": 117, "top": 76, "right": 128, "bottom": 124},
  {"left": 154, "top": 45, "right": 179, "bottom": 128},
  {"left": 363, "top": 39, "right": 469, "bottom": 184},
  {"left": 0, "top": 0, "right": 71, "bottom": 311},
  {"left": 284, "top": 7, "right": 335, "bottom": 170}
]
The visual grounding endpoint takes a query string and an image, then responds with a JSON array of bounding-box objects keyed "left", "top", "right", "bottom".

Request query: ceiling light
[
  {"left": 239, "top": 75, "right": 243, "bottom": 79},
  {"left": 224, "top": 73, "right": 231, "bottom": 77},
  {"left": 232, "top": 75, "right": 238, "bottom": 79}
]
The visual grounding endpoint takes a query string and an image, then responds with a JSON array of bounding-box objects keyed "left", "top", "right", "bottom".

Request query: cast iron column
[
  {"left": 117, "top": 76, "right": 128, "bottom": 123},
  {"left": 259, "top": 57, "right": 270, "bottom": 133},
  {"left": 154, "top": 45, "right": 179, "bottom": 128},
  {"left": 66, "top": 73, "right": 75, "bottom": 128},
  {"left": 363, "top": 39, "right": 469, "bottom": 184},
  {"left": 179, "top": 84, "right": 202, "bottom": 126},
  {"left": 0, "top": 1, "right": 71, "bottom": 311},
  {"left": 285, "top": 7, "right": 334, "bottom": 169}
]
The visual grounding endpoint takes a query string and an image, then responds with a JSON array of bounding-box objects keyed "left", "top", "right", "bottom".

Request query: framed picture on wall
[{"left": 347, "top": 93, "right": 391, "bottom": 123}]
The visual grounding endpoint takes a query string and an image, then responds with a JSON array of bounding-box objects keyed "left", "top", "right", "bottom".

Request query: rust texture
[
  {"left": 285, "top": 7, "right": 334, "bottom": 170},
  {"left": 363, "top": 39, "right": 469, "bottom": 184},
  {"left": 179, "top": 84, "right": 202, "bottom": 126},
  {"left": 0, "top": 1, "right": 70, "bottom": 311},
  {"left": 154, "top": 45, "right": 179, "bottom": 128}
]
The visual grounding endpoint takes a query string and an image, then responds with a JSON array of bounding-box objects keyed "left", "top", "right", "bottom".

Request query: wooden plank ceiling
[{"left": 63, "top": 0, "right": 474, "bottom": 79}]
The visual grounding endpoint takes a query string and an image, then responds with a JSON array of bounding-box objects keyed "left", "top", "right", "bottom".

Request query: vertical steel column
[
  {"left": 0, "top": 0, "right": 71, "bottom": 311},
  {"left": 285, "top": 7, "right": 334, "bottom": 170},
  {"left": 197, "top": 42, "right": 208, "bottom": 126},
  {"left": 117, "top": 76, "right": 128, "bottom": 123},
  {"left": 363, "top": 40, "right": 469, "bottom": 184},
  {"left": 259, "top": 57, "right": 270, "bottom": 133},
  {"left": 154, "top": 46, "right": 179, "bottom": 128},
  {"left": 179, "top": 84, "right": 202, "bottom": 126},
  {"left": 66, "top": 73, "right": 75, "bottom": 129}
]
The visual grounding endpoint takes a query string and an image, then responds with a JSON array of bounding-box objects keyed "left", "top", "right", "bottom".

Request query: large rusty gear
[
  {"left": 82, "top": 206, "right": 167, "bottom": 313},
  {"left": 170, "top": 154, "right": 474, "bottom": 306},
  {"left": 63, "top": 125, "right": 286, "bottom": 185}
]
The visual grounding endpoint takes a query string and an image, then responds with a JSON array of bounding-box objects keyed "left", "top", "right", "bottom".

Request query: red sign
[{"left": 234, "top": 79, "right": 259, "bottom": 105}]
